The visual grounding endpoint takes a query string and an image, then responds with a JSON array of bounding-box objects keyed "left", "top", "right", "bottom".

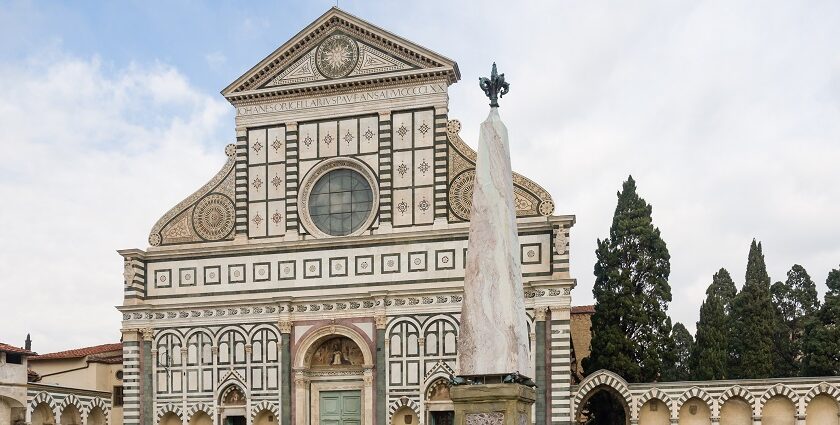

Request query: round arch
[
  {"left": 30, "top": 401, "right": 54, "bottom": 425},
  {"left": 294, "top": 324, "right": 374, "bottom": 368}
]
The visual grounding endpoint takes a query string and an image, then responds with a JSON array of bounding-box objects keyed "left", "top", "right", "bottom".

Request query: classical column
[
  {"left": 364, "top": 368, "right": 375, "bottom": 425},
  {"left": 278, "top": 319, "right": 292, "bottom": 425},
  {"left": 293, "top": 372, "right": 309, "bottom": 425},
  {"left": 374, "top": 314, "right": 387, "bottom": 425},
  {"left": 140, "top": 328, "right": 155, "bottom": 425},
  {"left": 534, "top": 307, "right": 548, "bottom": 425}
]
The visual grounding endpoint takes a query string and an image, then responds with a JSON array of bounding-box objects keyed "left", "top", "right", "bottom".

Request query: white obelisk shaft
[{"left": 458, "top": 107, "right": 531, "bottom": 377}]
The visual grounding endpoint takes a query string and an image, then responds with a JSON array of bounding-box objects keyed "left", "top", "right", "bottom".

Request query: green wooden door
[{"left": 319, "top": 390, "right": 361, "bottom": 425}]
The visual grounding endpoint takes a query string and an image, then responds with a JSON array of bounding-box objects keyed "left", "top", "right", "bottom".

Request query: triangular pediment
[{"left": 222, "top": 8, "right": 459, "bottom": 100}]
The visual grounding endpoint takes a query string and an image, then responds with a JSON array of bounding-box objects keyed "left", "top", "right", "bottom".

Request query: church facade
[{"left": 117, "top": 8, "right": 574, "bottom": 425}]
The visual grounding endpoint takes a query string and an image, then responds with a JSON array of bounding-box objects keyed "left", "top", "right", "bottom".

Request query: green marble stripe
[
  {"left": 536, "top": 320, "right": 546, "bottom": 425},
  {"left": 376, "top": 328, "right": 386, "bottom": 425},
  {"left": 281, "top": 333, "right": 291, "bottom": 425},
  {"left": 141, "top": 339, "right": 153, "bottom": 425}
]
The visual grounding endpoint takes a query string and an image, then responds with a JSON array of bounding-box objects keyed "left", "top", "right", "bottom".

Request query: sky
[{"left": 1, "top": 0, "right": 839, "bottom": 353}]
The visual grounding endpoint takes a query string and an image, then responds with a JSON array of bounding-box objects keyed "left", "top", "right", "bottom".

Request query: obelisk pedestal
[{"left": 451, "top": 64, "right": 536, "bottom": 425}]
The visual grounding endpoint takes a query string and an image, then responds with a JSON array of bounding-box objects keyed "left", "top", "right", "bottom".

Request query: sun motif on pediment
[{"left": 316, "top": 34, "right": 359, "bottom": 79}]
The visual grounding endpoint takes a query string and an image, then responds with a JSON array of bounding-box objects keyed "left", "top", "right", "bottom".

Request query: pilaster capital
[
  {"left": 363, "top": 369, "right": 373, "bottom": 387},
  {"left": 211, "top": 346, "right": 219, "bottom": 354},
  {"left": 278, "top": 320, "right": 292, "bottom": 334},
  {"left": 244, "top": 344, "right": 252, "bottom": 354},
  {"left": 285, "top": 122, "right": 298, "bottom": 131},
  {"left": 180, "top": 346, "right": 189, "bottom": 355},
  {"left": 534, "top": 306, "right": 548, "bottom": 321},
  {"left": 140, "top": 327, "right": 154, "bottom": 341},
  {"left": 378, "top": 111, "right": 391, "bottom": 121},
  {"left": 294, "top": 371, "right": 309, "bottom": 385},
  {"left": 374, "top": 315, "right": 388, "bottom": 330}
]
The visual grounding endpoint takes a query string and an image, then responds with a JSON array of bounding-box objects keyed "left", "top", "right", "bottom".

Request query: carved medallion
[
  {"left": 316, "top": 34, "right": 359, "bottom": 79},
  {"left": 449, "top": 170, "right": 476, "bottom": 221},
  {"left": 192, "top": 193, "right": 235, "bottom": 241}
]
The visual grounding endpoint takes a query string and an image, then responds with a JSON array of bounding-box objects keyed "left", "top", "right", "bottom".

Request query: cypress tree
[
  {"left": 585, "top": 176, "right": 672, "bottom": 383},
  {"left": 692, "top": 269, "right": 733, "bottom": 380},
  {"left": 729, "top": 240, "right": 775, "bottom": 378},
  {"left": 770, "top": 265, "right": 820, "bottom": 376},
  {"left": 663, "top": 322, "right": 694, "bottom": 381},
  {"left": 802, "top": 267, "right": 840, "bottom": 376}
]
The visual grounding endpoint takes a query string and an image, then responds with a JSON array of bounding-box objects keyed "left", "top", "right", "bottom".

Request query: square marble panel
[
  {"left": 303, "top": 259, "right": 322, "bottom": 279},
  {"left": 318, "top": 121, "right": 338, "bottom": 158},
  {"left": 298, "top": 123, "right": 318, "bottom": 160},
  {"left": 253, "top": 262, "right": 271, "bottom": 282},
  {"left": 179, "top": 267, "right": 196, "bottom": 287},
  {"left": 413, "top": 148, "right": 434, "bottom": 186},
  {"left": 413, "top": 186, "right": 434, "bottom": 225},
  {"left": 435, "top": 249, "right": 456, "bottom": 270},
  {"left": 154, "top": 269, "right": 171, "bottom": 288},
  {"left": 329, "top": 257, "right": 348, "bottom": 277},
  {"left": 204, "top": 266, "right": 221, "bottom": 285},
  {"left": 521, "top": 243, "right": 542, "bottom": 265},
  {"left": 228, "top": 264, "right": 246, "bottom": 284},
  {"left": 355, "top": 255, "right": 374, "bottom": 275},
  {"left": 381, "top": 253, "right": 401, "bottom": 274},
  {"left": 408, "top": 251, "right": 427, "bottom": 272},
  {"left": 278, "top": 260, "right": 296, "bottom": 280},
  {"left": 359, "top": 116, "right": 379, "bottom": 153},
  {"left": 248, "top": 165, "right": 267, "bottom": 201},
  {"left": 338, "top": 118, "right": 358, "bottom": 156},
  {"left": 392, "top": 112, "right": 413, "bottom": 150},
  {"left": 413, "top": 110, "right": 434, "bottom": 147},
  {"left": 267, "top": 163, "right": 285, "bottom": 200}
]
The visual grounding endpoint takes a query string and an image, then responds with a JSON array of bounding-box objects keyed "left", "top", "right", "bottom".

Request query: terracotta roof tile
[
  {"left": 30, "top": 343, "right": 122, "bottom": 360},
  {"left": 0, "top": 342, "right": 36, "bottom": 355},
  {"left": 571, "top": 305, "right": 595, "bottom": 314}
]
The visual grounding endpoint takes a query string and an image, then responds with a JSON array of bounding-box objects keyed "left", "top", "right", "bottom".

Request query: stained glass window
[{"left": 308, "top": 169, "right": 373, "bottom": 236}]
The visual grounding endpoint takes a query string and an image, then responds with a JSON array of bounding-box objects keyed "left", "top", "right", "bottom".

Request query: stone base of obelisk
[{"left": 451, "top": 383, "right": 535, "bottom": 425}]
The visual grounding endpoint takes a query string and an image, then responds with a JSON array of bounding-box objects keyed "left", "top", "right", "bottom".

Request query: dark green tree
[
  {"left": 802, "top": 267, "right": 840, "bottom": 376},
  {"left": 691, "top": 269, "right": 733, "bottom": 380},
  {"left": 729, "top": 239, "right": 775, "bottom": 378},
  {"left": 769, "top": 265, "right": 819, "bottom": 376},
  {"left": 584, "top": 176, "right": 672, "bottom": 383},
  {"left": 662, "top": 322, "right": 693, "bottom": 381}
]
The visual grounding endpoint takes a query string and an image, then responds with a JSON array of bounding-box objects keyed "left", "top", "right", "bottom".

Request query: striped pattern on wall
[{"left": 549, "top": 316, "right": 572, "bottom": 425}]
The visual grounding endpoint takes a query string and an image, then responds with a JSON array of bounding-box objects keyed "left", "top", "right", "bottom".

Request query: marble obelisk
[{"left": 458, "top": 64, "right": 531, "bottom": 378}]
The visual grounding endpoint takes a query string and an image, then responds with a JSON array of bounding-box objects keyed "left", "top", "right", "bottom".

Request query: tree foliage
[
  {"left": 692, "top": 268, "right": 734, "bottom": 380},
  {"left": 729, "top": 240, "right": 775, "bottom": 379},
  {"left": 663, "top": 322, "right": 694, "bottom": 381},
  {"left": 770, "top": 264, "right": 821, "bottom": 377},
  {"left": 802, "top": 267, "right": 840, "bottom": 376},
  {"left": 585, "top": 176, "right": 672, "bottom": 383}
]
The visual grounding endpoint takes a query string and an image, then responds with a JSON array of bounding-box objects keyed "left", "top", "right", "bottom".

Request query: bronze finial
[{"left": 479, "top": 62, "right": 510, "bottom": 108}]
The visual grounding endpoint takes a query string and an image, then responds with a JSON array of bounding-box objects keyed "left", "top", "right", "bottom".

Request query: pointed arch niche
[{"left": 293, "top": 324, "right": 374, "bottom": 425}]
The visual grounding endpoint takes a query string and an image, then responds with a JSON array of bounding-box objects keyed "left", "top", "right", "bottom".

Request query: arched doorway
[
  {"left": 575, "top": 386, "right": 630, "bottom": 425},
  {"left": 253, "top": 409, "right": 276, "bottom": 425},
  {"left": 30, "top": 402, "right": 54, "bottom": 425},
  {"left": 218, "top": 386, "right": 247, "bottom": 425},
  {"left": 60, "top": 405, "right": 82, "bottom": 425},
  {"left": 425, "top": 378, "right": 453, "bottom": 425},
  {"left": 86, "top": 407, "right": 106, "bottom": 425},
  {"left": 391, "top": 407, "right": 418, "bottom": 425},
  {"left": 294, "top": 325, "right": 374, "bottom": 425}
]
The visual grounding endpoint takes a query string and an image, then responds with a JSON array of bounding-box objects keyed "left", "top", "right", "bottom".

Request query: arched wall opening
[
  {"left": 86, "top": 407, "right": 106, "bottom": 425},
  {"left": 575, "top": 385, "right": 630, "bottom": 425},
  {"left": 253, "top": 410, "right": 275, "bottom": 425},
  {"left": 391, "top": 406, "right": 418, "bottom": 425},
  {"left": 805, "top": 394, "right": 839, "bottom": 425},
  {"left": 159, "top": 412, "right": 181, "bottom": 425},
  {"left": 720, "top": 397, "right": 752, "bottom": 425},
  {"left": 60, "top": 405, "right": 82, "bottom": 425},
  {"left": 189, "top": 411, "right": 212, "bottom": 425},
  {"left": 638, "top": 399, "right": 670, "bottom": 425},
  {"left": 677, "top": 398, "right": 711, "bottom": 425},
  {"left": 30, "top": 402, "right": 54, "bottom": 425},
  {"left": 761, "top": 396, "right": 795, "bottom": 425}
]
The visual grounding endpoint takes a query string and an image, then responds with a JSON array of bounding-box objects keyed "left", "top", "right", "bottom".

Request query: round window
[{"left": 307, "top": 168, "right": 373, "bottom": 236}]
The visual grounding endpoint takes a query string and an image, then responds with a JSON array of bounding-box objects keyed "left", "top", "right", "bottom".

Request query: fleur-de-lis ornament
[{"left": 479, "top": 62, "right": 510, "bottom": 108}]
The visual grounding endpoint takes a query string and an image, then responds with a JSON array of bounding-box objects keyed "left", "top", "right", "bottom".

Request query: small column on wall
[
  {"left": 211, "top": 345, "right": 220, "bottom": 425},
  {"left": 234, "top": 126, "right": 249, "bottom": 238},
  {"left": 293, "top": 372, "right": 309, "bottom": 425},
  {"left": 140, "top": 328, "right": 155, "bottom": 425},
  {"left": 121, "top": 329, "right": 142, "bottom": 425},
  {"left": 548, "top": 306, "right": 572, "bottom": 425},
  {"left": 432, "top": 105, "right": 448, "bottom": 228},
  {"left": 376, "top": 111, "right": 393, "bottom": 233},
  {"left": 374, "top": 314, "right": 387, "bottom": 425},
  {"left": 284, "top": 122, "right": 299, "bottom": 241},
  {"left": 277, "top": 318, "right": 292, "bottom": 425},
  {"left": 534, "top": 307, "right": 548, "bottom": 425}
]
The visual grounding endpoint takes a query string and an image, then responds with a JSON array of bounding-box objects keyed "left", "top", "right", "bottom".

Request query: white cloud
[
  {"left": 0, "top": 52, "right": 231, "bottom": 352},
  {"left": 205, "top": 51, "right": 227, "bottom": 69}
]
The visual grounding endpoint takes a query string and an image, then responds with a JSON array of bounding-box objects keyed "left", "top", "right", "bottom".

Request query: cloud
[
  {"left": 205, "top": 51, "right": 227, "bottom": 69},
  {"left": 0, "top": 51, "right": 231, "bottom": 352}
]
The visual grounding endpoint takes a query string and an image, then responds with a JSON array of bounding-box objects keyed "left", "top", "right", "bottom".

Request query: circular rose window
[{"left": 308, "top": 168, "right": 373, "bottom": 236}]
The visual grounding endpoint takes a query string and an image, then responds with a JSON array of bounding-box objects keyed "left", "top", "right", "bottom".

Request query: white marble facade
[{"left": 119, "top": 8, "right": 573, "bottom": 425}]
